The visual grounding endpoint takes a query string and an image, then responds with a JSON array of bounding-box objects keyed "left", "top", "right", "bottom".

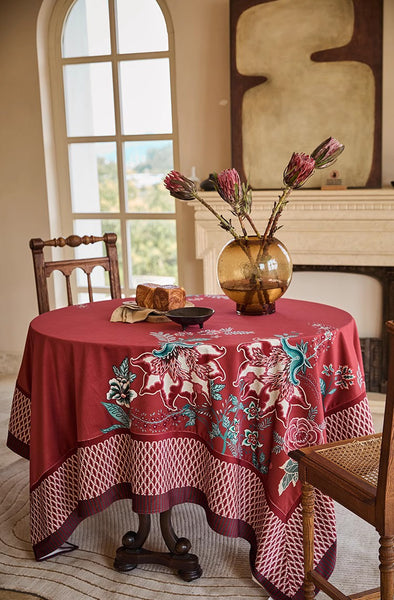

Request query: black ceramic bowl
[{"left": 166, "top": 307, "right": 214, "bottom": 329}]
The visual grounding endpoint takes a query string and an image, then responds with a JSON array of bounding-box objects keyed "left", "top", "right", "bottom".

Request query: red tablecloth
[{"left": 7, "top": 295, "right": 374, "bottom": 600}]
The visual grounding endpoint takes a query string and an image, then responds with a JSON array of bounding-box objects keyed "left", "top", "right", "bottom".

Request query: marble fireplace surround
[{"left": 190, "top": 188, "right": 394, "bottom": 393}]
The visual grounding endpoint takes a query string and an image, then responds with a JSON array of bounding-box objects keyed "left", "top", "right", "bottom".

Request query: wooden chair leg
[
  {"left": 302, "top": 481, "right": 316, "bottom": 600},
  {"left": 379, "top": 535, "right": 394, "bottom": 600}
]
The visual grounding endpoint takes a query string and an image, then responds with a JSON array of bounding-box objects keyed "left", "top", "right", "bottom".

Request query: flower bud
[
  {"left": 283, "top": 153, "right": 315, "bottom": 189},
  {"left": 311, "top": 137, "right": 344, "bottom": 169},
  {"left": 215, "top": 168, "right": 242, "bottom": 205},
  {"left": 163, "top": 170, "right": 197, "bottom": 201}
]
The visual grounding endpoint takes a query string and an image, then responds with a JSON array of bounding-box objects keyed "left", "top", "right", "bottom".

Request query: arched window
[{"left": 47, "top": 0, "right": 179, "bottom": 301}]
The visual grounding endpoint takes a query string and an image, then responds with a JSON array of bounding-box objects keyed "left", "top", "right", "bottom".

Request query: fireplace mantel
[{"left": 191, "top": 188, "right": 394, "bottom": 294}]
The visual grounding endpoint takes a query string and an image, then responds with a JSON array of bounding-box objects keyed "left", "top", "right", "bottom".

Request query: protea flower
[
  {"left": 164, "top": 169, "right": 241, "bottom": 238},
  {"left": 163, "top": 136, "right": 344, "bottom": 245},
  {"left": 311, "top": 137, "right": 344, "bottom": 169},
  {"left": 164, "top": 170, "right": 197, "bottom": 201},
  {"left": 211, "top": 168, "right": 257, "bottom": 236},
  {"left": 283, "top": 152, "right": 316, "bottom": 189},
  {"left": 214, "top": 169, "right": 242, "bottom": 205}
]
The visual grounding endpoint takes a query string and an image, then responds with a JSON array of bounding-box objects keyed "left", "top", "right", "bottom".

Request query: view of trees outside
[
  {"left": 95, "top": 140, "right": 177, "bottom": 289},
  {"left": 127, "top": 219, "right": 177, "bottom": 288}
]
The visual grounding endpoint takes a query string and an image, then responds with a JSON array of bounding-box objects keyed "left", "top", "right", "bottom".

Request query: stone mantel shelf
[{"left": 190, "top": 188, "right": 394, "bottom": 294}]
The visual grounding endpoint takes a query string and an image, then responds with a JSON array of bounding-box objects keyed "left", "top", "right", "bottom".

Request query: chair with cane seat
[
  {"left": 29, "top": 233, "right": 122, "bottom": 314},
  {"left": 289, "top": 320, "right": 394, "bottom": 600}
]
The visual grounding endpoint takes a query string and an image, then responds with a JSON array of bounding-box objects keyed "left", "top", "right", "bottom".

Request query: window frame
[{"left": 47, "top": 0, "right": 181, "bottom": 300}]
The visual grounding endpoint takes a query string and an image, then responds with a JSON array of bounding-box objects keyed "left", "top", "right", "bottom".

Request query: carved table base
[{"left": 114, "top": 508, "right": 203, "bottom": 582}]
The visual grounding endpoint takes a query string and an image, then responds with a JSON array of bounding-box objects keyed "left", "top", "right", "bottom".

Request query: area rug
[
  {"left": 0, "top": 591, "right": 46, "bottom": 600},
  {"left": 0, "top": 458, "right": 379, "bottom": 600}
]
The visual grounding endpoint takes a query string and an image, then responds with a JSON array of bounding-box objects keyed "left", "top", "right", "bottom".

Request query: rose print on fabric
[
  {"left": 100, "top": 325, "right": 360, "bottom": 496},
  {"left": 276, "top": 409, "right": 325, "bottom": 495},
  {"left": 283, "top": 415, "right": 324, "bottom": 453}
]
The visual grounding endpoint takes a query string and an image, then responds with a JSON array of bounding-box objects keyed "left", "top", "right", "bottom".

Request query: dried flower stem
[
  {"left": 244, "top": 213, "right": 261, "bottom": 238},
  {"left": 194, "top": 192, "right": 241, "bottom": 240},
  {"left": 236, "top": 214, "right": 248, "bottom": 238},
  {"left": 261, "top": 186, "right": 292, "bottom": 244}
]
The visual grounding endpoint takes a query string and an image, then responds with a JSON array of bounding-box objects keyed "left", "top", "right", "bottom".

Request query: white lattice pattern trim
[
  {"left": 326, "top": 396, "right": 375, "bottom": 442},
  {"left": 8, "top": 387, "right": 30, "bottom": 445},
  {"left": 31, "top": 453, "right": 80, "bottom": 544},
  {"left": 31, "top": 434, "right": 270, "bottom": 545},
  {"left": 30, "top": 392, "right": 374, "bottom": 590},
  {"left": 30, "top": 433, "right": 336, "bottom": 596},
  {"left": 253, "top": 490, "right": 336, "bottom": 595}
]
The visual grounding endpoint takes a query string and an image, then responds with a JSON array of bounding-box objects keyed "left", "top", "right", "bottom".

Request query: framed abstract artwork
[{"left": 230, "top": 0, "right": 383, "bottom": 189}]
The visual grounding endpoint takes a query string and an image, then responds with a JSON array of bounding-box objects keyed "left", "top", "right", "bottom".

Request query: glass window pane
[
  {"left": 62, "top": 0, "right": 111, "bottom": 57},
  {"left": 124, "top": 141, "right": 174, "bottom": 212},
  {"left": 73, "top": 219, "right": 122, "bottom": 290},
  {"left": 69, "top": 143, "right": 119, "bottom": 213},
  {"left": 120, "top": 59, "right": 172, "bottom": 134},
  {"left": 64, "top": 63, "right": 115, "bottom": 136},
  {"left": 116, "top": 0, "right": 168, "bottom": 54},
  {"left": 127, "top": 219, "right": 177, "bottom": 288}
]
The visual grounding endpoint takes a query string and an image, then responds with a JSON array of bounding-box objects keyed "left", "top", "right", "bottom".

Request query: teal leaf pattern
[
  {"left": 272, "top": 430, "right": 284, "bottom": 455},
  {"left": 101, "top": 402, "right": 130, "bottom": 428},
  {"left": 278, "top": 458, "right": 299, "bottom": 495},
  {"left": 210, "top": 381, "right": 226, "bottom": 401}
]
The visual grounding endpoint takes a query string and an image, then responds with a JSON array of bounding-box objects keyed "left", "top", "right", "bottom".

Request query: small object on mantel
[
  {"left": 321, "top": 169, "right": 347, "bottom": 190},
  {"left": 189, "top": 166, "right": 200, "bottom": 190},
  {"left": 200, "top": 174, "right": 216, "bottom": 191}
]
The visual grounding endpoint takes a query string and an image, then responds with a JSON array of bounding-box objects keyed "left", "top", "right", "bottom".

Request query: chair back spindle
[{"left": 29, "top": 233, "right": 121, "bottom": 314}]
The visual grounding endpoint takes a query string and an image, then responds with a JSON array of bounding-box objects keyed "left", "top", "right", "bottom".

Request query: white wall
[{"left": 0, "top": 0, "right": 50, "bottom": 370}]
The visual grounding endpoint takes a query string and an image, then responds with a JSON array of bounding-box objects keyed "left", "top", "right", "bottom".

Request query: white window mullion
[{"left": 108, "top": 0, "right": 129, "bottom": 294}]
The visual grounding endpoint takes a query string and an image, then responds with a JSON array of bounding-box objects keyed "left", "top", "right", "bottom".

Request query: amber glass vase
[{"left": 217, "top": 236, "right": 293, "bottom": 315}]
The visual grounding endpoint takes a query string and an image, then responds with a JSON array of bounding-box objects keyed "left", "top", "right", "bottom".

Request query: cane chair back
[
  {"left": 29, "top": 233, "right": 121, "bottom": 314},
  {"left": 289, "top": 320, "right": 394, "bottom": 600}
]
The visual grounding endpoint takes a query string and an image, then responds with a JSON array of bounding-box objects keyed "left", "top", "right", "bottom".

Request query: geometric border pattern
[
  {"left": 16, "top": 391, "right": 375, "bottom": 600},
  {"left": 8, "top": 387, "right": 30, "bottom": 447},
  {"left": 31, "top": 435, "right": 336, "bottom": 597}
]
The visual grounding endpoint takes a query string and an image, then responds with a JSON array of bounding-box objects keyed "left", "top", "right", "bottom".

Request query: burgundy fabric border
[
  {"left": 33, "top": 479, "right": 336, "bottom": 600},
  {"left": 259, "top": 541, "right": 337, "bottom": 600},
  {"left": 6, "top": 431, "right": 30, "bottom": 460},
  {"left": 33, "top": 483, "right": 258, "bottom": 561},
  {"left": 324, "top": 388, "right": 367, "bottom": 419},
  {"left": 34, "top": 482, "right": 133, "bottom": 560},
  {"left": 26, "top": 391, "right": 368, "bottom": 562}
]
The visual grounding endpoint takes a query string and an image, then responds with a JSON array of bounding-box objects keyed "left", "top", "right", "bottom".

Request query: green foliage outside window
[{"left": 97, "top": 143, "right": 177, "bottom": 287}]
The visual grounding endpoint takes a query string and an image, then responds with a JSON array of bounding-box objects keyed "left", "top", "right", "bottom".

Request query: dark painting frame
[{"left": 230, "top": 0, "right": 383, "bottom": 189}]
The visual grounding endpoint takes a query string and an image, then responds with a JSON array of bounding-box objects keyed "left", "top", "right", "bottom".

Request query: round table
[{"left": 7, "top": 295, "right": 375, "bottom": 600}]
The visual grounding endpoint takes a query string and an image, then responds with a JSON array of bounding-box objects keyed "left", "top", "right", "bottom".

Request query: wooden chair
[
  {"left": 289, "top": 320, "right": 394, "bottom": 600},
  {"left": 29, "top": 233, "right": 122, "bottom": 314}
]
